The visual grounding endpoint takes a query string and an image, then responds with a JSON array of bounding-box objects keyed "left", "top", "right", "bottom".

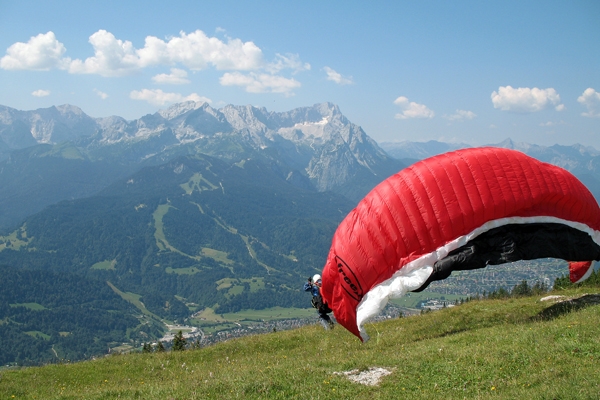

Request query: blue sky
[{"left": 1, "top": 0, "right": 598, "bottom": 147}]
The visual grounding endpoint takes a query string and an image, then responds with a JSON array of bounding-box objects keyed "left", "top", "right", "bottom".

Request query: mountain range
[
  {"left": 2, "top": 101, "right": 600, "bottom": 365},
  {"left": 0, "top": 101, "right": 403, "bottom": 230},
  {"left": 379, "top": 139, "right": 600, "bottom": 200}
]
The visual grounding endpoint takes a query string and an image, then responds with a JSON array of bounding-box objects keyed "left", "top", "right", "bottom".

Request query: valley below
[{"left": 1, "top": 101, "right": 599, "bottom": 366}]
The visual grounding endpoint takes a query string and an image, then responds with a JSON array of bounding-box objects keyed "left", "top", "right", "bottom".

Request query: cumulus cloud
[
  {"left": 138, "top": 30, "right": 265, "bottom": 71},
  {"left": 32, "top": 89, "right": 50, "bottom": 97},
  {"left": 491, "top": 86, "right": 563, "bottom": 112},
  {"left": 0, "top": 29, "right": 269, "bottom": 77},
  {"left": 578, "top": 88, "right": 600, "bottom": 118},
  {"left": 323, "top": 66, "right": 353, "bottom": 85},
  {"left": 130, "top": 89, "right": 211, "bottom": 106},
  {"left": 393, "top": 96, "right": 434, "bottom": 119},
  {"left": 0, "top": 32, "right": 68, "bottom": 70},
  {"left": 445, "top": 109, "right": 476, "bottom": 121},
  {"left": 152, "top": 68, "right": 190, "bottom": 84},
  {"left": 3, "top": 29, "right": 310, "bottom": 97},
  {"left": 64, "top": 29, "right": 266, "bottom": 77},
  {"left": 220, "top": 72, "right": 301, "bottom": 96},
  {"left": 94, "top": 89, "right": 109, "bottom": 99},
  {"left": 67, "top": 30, "right": 140, "bottom": 76}
]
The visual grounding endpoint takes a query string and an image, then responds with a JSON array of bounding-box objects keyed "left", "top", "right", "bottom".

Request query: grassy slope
[{"left": 2, "top": 288, "right": 600, "bottom": 399}]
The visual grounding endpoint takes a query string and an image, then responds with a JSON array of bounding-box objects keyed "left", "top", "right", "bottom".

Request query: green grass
[
  {"left": 190, "top": 306, "right": 314, "bottom": 334},
  {"left": 179, "top": 172, "right": 219, "bottom": 195},
  {"left": 152, "top": 204, "right": 201, "bottom": 261},
  {"left": 152, "top": 204, "right": 171, "bottom": 252},
  {"left": 248, "top": 278, "right": 265, "bottom": 292},
  {"left": 152, "top": 204, "right": 238, "bottom": 269},
  {"left": 106, "top": 281, "right": 160, "bottom": 321},
  {"left": 165, "top": 266, "right": 203, "bottom": 275},
  {"left": 192, "top": 307, "right": 315, "bottom": 327},
  {"left": 90, "top": 259, "right": 117, "bottom": 270},
  {"left": 3, "top": 288, "right": 600, "bottom": 399},
  {"left": 227, "top": 285, "right": 245, "bottom": 296},
  {"left": 24, "top": 331, "right": 50, "bottom": 340},
  {"left": 221, "top": 306, "right": 315, "bottom": 321},
  {"left": 216, "top": 277, "right": 265, "bottom": 294},
  {"left": 0, "top": 224, "right": 31, "bottom": 252},
  {"left": 9, "top": 302, "right": 46, "bottom": 311},
  {"left": 57, "top": 146, "right": 85, "bottom": 160},
  {"left": 201, "top": 247, "right": 234, "bottom": 265},
  {"left": 239, "top": 234, "right": 275, "bottom": 272},
  {"left": 152, "top": 201, "right": 277, "bottom": 276},
  {"left": 192, "top": 307, "right": 226, "bottom": 322},
  {"left": 40, "top": 142, "right": 85, "bottom": 159}
]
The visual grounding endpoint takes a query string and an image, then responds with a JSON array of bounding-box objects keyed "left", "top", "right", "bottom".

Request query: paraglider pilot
[{"left": 304, "top": 274, "right": 335, "bottom": 330}]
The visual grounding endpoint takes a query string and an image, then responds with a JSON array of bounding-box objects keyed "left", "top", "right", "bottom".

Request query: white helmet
[{"left": 312, "top": 274, "right": 321, "bottom": 283}]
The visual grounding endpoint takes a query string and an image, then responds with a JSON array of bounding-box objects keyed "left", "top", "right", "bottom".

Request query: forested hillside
[
  {"left": 0, "top": 265, "right": 152, "bottom": 365},
  {"left": 0, "top": 153, "right": 355, "bottom": 364}
]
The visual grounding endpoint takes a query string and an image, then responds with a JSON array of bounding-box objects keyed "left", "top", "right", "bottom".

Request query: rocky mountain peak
[
  {"left": 0, "top": 101, "right": 403, "bottom": 201},
  {"left": 157, "top": 101, "right": 208, "bottom": 120},
  {"left": 0, "top": 105, "right": 19, "bottom": 124},
  {"left": 220, "top": 104, "right": 270, "bottom": 133},
  {"left": 54, "top": 104, "right": 86, "bottom": 117}
]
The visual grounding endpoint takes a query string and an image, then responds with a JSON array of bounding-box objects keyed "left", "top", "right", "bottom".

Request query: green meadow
[
  {"left": 189, "top": 306, "right": 314, "bottom": 335},
  {"left": 2, "top": 287, "right": 600, "bottom": 399}
]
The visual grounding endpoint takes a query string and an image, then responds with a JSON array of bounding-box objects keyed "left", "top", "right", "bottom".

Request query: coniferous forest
[{"left": 0, "top": 265, "right": 145, "bottom": 365}]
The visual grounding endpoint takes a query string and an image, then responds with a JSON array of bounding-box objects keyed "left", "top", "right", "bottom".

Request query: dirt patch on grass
[{"left": 334, "top": 367, "right": 394, "bottom": 386}]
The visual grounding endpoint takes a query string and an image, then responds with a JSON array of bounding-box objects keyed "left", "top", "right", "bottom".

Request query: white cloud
[
  {"left": 130, "top": 89, "right": 211, "bottom": 106},
  {"left": 323, "top": 66, "right": 353, "bottom": 85},
  {"left": 578, "top": 88, "right": 600, "bottom": 118},
  {"left": 94, "top": 89, "right": 109, "bottom": 99},
  {"left": 3, "top": 29, "right": 309, "bottom": 97},
  {"left": 62, "top": 29, "right": 266, "bottom": 77},
  {"left": 31, "top": 89, "right": 50, "bottom": 97},
  {"left": 267, "top": 53, "right": 310, "bottom": 74},
  {"left": 445, "top": 109, "right": 476, "bottom": 121},
  {"left": 491, "top": 86, "right": 563, "bottom": 112},
  {"left": 67, "top": 30, "right": 144, "bottom": 76},
  {"left": 2, "top": 29, "right": 310, "bottom": 78},
  {"left": 393, "top": 96, "right": 434, "bottom": 119},
  {"left": 140, "top": 30, "right": 265, "bottom": 71},
  {"left": 219, "top": 72, "right": 300, "bottom": 96},
  {"left": 152, "top": 68, "right": 190, "bottom": 84},
  {"left": 0, "top": 31, "right": 67, "bottom": 70}
]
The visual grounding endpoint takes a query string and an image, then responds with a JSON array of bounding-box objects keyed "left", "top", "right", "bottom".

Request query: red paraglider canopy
[{"left": 320, "top": 147, "right": 600, "bottom": 341}]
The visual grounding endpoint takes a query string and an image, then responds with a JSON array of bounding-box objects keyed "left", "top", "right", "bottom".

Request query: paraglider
[{"left": 320, "top": 147, "right": 600, "bottom": 341}]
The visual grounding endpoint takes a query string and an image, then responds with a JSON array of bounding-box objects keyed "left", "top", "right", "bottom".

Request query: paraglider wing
[{"left": 320, "top": 147, "right": 600, "bottom": 341}]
